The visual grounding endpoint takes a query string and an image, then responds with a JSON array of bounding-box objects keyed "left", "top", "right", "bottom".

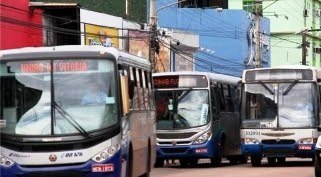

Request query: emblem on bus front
[
  {"left": 172, "top": 141, "right": 177, "bottom": 146},
  {"left": 49, "top": 154, "right": 57, "bottom": 162}
]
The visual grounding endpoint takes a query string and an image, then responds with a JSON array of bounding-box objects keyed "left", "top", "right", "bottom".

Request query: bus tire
[
  {"left": 211, "top": 156, "right": 222, "bottom": 167},
  {"left": 127, "top": 144, "right": 133, "bottom": 177},
  {"left": 267, "top": 157, "right": 277, "bottom": 166},
  {"left": 141, "top": 142, "right": 151, "bottom": 177},
  {"left": 277, "top": 157, "right": 286, "bottom": 164},
  {"left": 239, "top": 155, "right": 248, "bottom": 164},
  {"left": 315, "top": 155, "right": 321, "bottom": 177},
  {"left": 154, "top": 158, "right": 164, "bottom": 168},
  {"left": 250, "top": 156, "right": 261, "bottom": 167},
  {"left": 180, "top": 159, "right": 189, "bottom": 167}
]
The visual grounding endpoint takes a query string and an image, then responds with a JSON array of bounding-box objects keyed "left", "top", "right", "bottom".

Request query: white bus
[
  {"left": 240, "top": 66, "right": 321, "bottom": 166},
  {"left": 153, "top": 71, "right": 245, "bottom": 167},
  {"left": 0, "top": 45, "right": 156, "bottom": 177}
]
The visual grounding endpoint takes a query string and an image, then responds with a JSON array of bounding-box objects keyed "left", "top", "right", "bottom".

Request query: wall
[
  {"left": 156, "top": 0, "right": 270, "bottom": 76},
  {"left": 0, "top": 0, "right": 43, "bottom": 49}
]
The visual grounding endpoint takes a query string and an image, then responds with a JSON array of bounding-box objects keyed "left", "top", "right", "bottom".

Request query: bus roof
[
  {"left": 242, "top": 65, "right": 321, "bottom": 82},
  {"left": 153, "top": 71, "right": 241, "bottom": 85},
  {"left": 0, "top": 45, "right": 151, "bottom": 70}
]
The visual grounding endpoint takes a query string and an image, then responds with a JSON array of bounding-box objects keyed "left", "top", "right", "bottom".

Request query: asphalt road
[{"left": 151, "top": 158, "right": 315, "bottom": 177}]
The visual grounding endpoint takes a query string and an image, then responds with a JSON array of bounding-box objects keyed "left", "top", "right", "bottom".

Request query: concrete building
[
  {"left": 153, "top": 0, "right": 271, "bottom": 76},
  {"left": 235, "top": 0, "right": 321, "bottom": 67}
]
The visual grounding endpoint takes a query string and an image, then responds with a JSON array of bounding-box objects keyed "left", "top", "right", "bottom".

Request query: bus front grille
[
  {"left": 262, "top": 139, "right": 296, "bottom": 145},
  {"left": 23, "top": 171, "right": 87, "bottom": 177},
  {"left": 157, "top": 132, "right": 197, "bottom": 139},
  {"left": 161, "top": 147, "right": 189, "bottom": 154}
]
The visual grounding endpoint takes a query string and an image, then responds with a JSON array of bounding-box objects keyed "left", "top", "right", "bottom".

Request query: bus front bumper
[
  {"left": 0, "top": 151, "right": 122, "bottom": 177},
  {"left": 156, "top": 139, "right": 220, "bottom": 159},
  {"left": 241, "top": 143, "right": 315, "bottom": 158}
]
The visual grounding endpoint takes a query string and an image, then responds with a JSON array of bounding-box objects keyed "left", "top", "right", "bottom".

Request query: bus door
[{"left": 218, "top": 84, "right": 242, "bottom": 156}]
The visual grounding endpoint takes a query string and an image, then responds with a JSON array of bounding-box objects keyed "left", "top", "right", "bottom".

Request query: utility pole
[
  {"left": 150, "top": 0, "right": 157, "bottom": 72},
  {"left": 301, "top": 31, "right": 307, "bottom": 65},
  {"left": 301, "top": 28, "right": 321, "bottom": 65},
  {"left": 254, "top": 0, "right": 261, "bottom": 68}
]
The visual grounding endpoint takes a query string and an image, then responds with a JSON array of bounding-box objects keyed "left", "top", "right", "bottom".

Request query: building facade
[
  {"left": 154, "top": 0, "right": 271, "bottom": 76},
  {"left": 238, "top": 0, "right": 321, "bottom": 67},
  {"left": 0, "top": 0, "right": 43, "bottom": 49}
]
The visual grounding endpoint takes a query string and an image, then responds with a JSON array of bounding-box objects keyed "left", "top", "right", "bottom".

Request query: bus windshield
[
  {"left": 241, "top": 82, "right": 317, "bottom": 128},
  {"left": 0, "top": 59, "right": 118, "bottom": 136},
  {"left": 155, "top": 89, "right": 209, "bottom": 130}
]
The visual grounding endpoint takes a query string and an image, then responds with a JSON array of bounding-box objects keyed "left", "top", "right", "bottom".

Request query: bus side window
[
  {"left": 217, "top": 83, "right": 225, "bottom": 112},
  {"left": 137, "top": 69, "right": 145, "bottom": 110},
  {"left": 142, "top": 70, "right": 150, "bottom": 110},
  {"left": 230, "top": 85, "right": 239, "bottom": 113},
  {"left": 225, "top": 84, "right": 234, "bottom": 112},
  {"left": 147, "top": 72, "right": 155, "bottom": 110},
  {"left": 210, "top": 84, "right": 219, "bottom": 120}
]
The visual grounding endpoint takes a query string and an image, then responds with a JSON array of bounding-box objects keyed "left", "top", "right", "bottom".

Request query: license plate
[
  {"left": 92, "top": 164, "right": 114, "bottom": 172},
  {"left": 195, "top": 148, "right": 208, "bottom": 153},
  {"left": 298, "top": 145, "right": 312, "bottom": 150}
]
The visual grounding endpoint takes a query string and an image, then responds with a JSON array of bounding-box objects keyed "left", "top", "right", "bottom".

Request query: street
[{"left": 151, "top": 158, "right": 315, "bottom": 177}]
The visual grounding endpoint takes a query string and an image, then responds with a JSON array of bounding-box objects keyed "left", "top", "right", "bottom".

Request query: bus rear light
[{"left": 92, "top": 144, "right": 120, "bottom": 163}]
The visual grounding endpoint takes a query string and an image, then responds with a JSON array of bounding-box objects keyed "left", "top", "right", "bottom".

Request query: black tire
[
  {"left": 127, "top": 145, "right": 133, "bottom": 177},
  {"left": 277, "top": 157, "right": 286, "bottom": 164},
  {"left": 154, "top": 158, "right": 164, "bottom": 168},
  {"left": 250, "top": 156, "right": 262, "bottom": 167},
  {"left": 315, "top": 155, "right": 321, "bottom": 177},
  {"left": 267, "top": 157, "right": 277, "bottom": 166},
  {"left": 141, "top": 144, "right": 151, "bottom": 177},
  {"left": 228, "top": 157, "right": 239, "bottom": 165},
  {"left": 211, "top": 156, "right": 222, "bottom": 167},
  {"left": 180, "top": 159, "right": 189, "bottom": 167},
  {"left": 239, "top": 156, "right": 248, "bottom": 164},
  {"left": 180, "top": 159, "right": 198, "bottom": 167}
]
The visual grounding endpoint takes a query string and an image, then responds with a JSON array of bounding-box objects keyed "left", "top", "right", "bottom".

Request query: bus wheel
[
  {"left": 239, "top": 155, "right": 248, "bottom": 164},
  {"left": 277, "top": 157, "right": 286, "bottom": 164},
  {"left": 154, "top": 158, "right": 164, "bottom": 168},
  {"left": 315, "top": 155, "right": 321, "bottom": 177},
  {"left": 267, "top": 157, "right": 277, "bottom": 166},
  {"left": 250, "top": 156, "right": 261, "bottom": 167},
  {"left": 211, "top": 156, "right": 222, "bottom": 167},
  {"left": 180, "top": 159, "right": 189, "bottom": 167}
]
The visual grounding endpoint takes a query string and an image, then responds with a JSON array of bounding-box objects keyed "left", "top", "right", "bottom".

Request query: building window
[
  {"left": 179, "top": 0, "right": 228, "bottom": 9},
  {"left": 243, "top": 0, "right": 262, "bottom": 15}
]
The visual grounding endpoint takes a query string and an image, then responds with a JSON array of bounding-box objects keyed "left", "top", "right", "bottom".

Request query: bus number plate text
[
  {"left": 92, "top": 164, "right": 114, "bottom": 172},
  {"left": 244, "top": 131, "right": 261, "bottom": 136}
]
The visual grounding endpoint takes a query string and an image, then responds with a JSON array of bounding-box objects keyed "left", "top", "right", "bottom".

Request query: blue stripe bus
[
  {"left": 240, "top": 66, "right": 321, "bottom": 166},
  {"left": 153, "top": 71, "right": 245, "bottom": 167},
  {"left": 0, "top": 45, "right": 156, "bottom": 177}
]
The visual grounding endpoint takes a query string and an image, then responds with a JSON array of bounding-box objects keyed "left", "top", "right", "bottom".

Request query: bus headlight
[
  {"left": 92, "top": 144, "right": 120, "bottom": 163},
  {"left": 0, "top": 154, "right": 14, "bottom": 167},
  {"left": 298, "top": 138, "right": 314, "bottom": 144},
  {"left": 193, "top": 132, "right": 212, "bottom": 145},
  {"left": 242, "top": 138, "right": 260, "bottom": 145}
]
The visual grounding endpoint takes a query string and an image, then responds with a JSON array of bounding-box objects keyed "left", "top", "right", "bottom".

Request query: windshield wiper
[
  {"left": 283, "top": 80, "right": 298, "bottom": 95},
  {"left": 53, "top": 101, "right": 90, "bottom": 139},
  {"left": 258, "top": 81, "right": 274, "bottom": 95},
  {"left": 177, "top": 88, "right": 193, "bottom": 102}
]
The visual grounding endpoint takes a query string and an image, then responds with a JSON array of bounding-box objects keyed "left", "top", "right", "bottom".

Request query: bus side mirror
[{"left": 120, "top": 75, "right": 130, "bottom": 117}]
